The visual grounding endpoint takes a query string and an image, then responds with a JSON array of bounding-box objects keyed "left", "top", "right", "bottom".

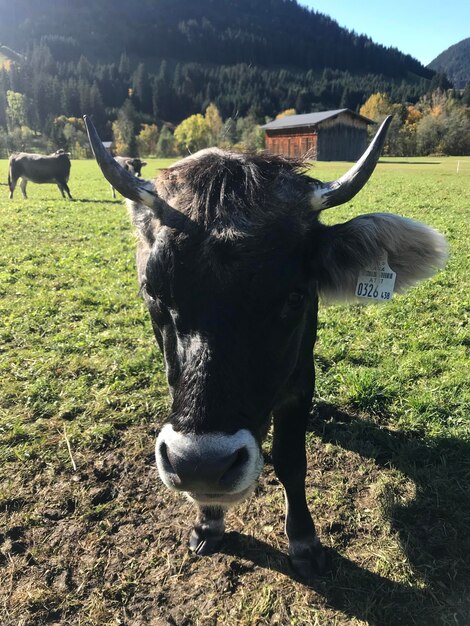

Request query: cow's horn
[
  {"left": 309, "top": 115, "right": 392, "bottom": 212},
  {"left": 83, "top": 115, "right": 158, "bottom": 210}
]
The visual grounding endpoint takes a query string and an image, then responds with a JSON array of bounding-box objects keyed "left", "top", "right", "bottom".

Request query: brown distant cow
[{"left": 84, "top": 115, "right": 447, "bottom": 579}]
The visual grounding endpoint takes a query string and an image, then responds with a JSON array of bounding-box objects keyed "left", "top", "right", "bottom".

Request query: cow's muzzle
[{"left": 155, "top": 424, "right": 263, "bottom": 504}]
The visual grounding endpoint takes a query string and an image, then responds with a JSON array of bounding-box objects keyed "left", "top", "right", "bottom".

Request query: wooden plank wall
[
  {"left": 317, "top": 124, "right": 368, "bottom": 161},
  {"left": 266, "top": 130, "right": 317, "bottom": 159}
]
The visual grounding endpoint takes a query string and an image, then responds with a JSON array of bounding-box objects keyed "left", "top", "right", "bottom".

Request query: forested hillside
[
  {"left": 0, "top": 0, "right": 435, "bottom": 134},
  {"left": 428, "top": 38, "right": 470, "bottom": 89},
  {"left": 0, "top": 0, "right": 433, "bottom": 78},
  {"left": 2, "top": 0, "right": 468, "bottom": 158}
]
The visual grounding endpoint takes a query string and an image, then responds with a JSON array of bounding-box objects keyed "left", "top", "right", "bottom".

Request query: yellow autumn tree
[
  {"left": 276, "top": 108, "right": 297, "bottom": 119},
  {"left": 404, "top": 105, "right": 422, "bottom": 130},
  {"left": 205, "top": 103, "right": 223, "bottom": 146},
  {"left": 359, "top": 93, "right": 393, "bottom": 121},
  {"left": 137, "top": 124, "right": 159, "bottom": 157},
  {"left": 174, "top": 114, "right": 209, "bottom": 154}
]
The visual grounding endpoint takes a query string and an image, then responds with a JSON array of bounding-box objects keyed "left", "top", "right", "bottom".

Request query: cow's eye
[
  {"left": 287, "top": 291, "right": 305, "bottom": 309},
  {"left": 141, "top": 280, "right": 157, "bottom": 300}
]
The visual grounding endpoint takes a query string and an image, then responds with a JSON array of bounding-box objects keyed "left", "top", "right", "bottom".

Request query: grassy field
[{"left": 0, "top": 156, "right": 469, "bottom": 625}]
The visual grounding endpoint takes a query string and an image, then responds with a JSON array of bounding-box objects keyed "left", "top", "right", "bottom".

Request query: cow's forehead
[
  {"left": 155, "top": 149, "right": 315, "bottom": 241},
  {"left": 168, "top": 147, "right": 245, "bottom": 168}
]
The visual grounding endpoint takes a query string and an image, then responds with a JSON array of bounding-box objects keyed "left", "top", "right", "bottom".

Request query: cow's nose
[
  {"left": 159, "top": 442, "right": 249, "bottom": 492},
  {"left": 155, "top": 425, "right": 263, "bottom": 497}
]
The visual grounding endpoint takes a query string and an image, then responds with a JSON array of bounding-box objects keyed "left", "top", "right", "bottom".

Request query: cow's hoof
[
  {"left": 288, "top": 541, "right": 326, "bottom": 580},
  {"left": 189, "top": 528, "right": 224, "bottom": 556}
]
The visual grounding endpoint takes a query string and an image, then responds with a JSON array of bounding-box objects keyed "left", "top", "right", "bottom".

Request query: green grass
[
  {"left": 314, "top": 157, "right": 469, "bottom": 438},
  {"left": 0, "top": 156, "right": 469, "bottom": 625},
  {"left": 1, "top": 159, "right": 174, "bottom": 461}
]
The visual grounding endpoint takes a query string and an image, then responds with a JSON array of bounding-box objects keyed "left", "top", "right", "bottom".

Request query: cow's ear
[
  {"left": 141, "top": 161, "right": 147, "bottom": 167},
  {"left": 312, "top": 213, "right": 448, "bottom": 302}
]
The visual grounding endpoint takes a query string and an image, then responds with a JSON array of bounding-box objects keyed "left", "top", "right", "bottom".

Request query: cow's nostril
[
  {"left": 159, "top": 442, "right": 174, "bottom": 473},
  {"left": 220, "top": 446, "right": 249, "bottom": 488}
]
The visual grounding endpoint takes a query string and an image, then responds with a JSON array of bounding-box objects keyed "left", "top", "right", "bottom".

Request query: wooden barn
[{"left": 262, "top": 109, "right": 374, "bottom": 161}]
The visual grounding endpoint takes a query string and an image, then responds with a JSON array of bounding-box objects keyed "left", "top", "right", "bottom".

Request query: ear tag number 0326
[{"left": 355, "top": 254, "right": 397, "bottom": 302}]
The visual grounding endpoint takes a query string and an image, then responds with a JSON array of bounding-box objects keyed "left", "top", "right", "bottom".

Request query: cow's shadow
[
  {"left": 71, "top": 198, "right": 122, "bottom": 204},
  {"left": 222, "top": 405, "right": 470, "bottom": 625}
]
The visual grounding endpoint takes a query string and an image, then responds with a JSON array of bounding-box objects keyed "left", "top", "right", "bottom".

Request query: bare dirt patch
[{"left": 1, "top": 414, "right": 468, "bottom": 626}]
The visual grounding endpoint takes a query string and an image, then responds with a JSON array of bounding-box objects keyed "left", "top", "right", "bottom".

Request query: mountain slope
[
  {"left": 0, "top": 0, "right": 436, "bottom": 134},
  {"left": 0, "top": 0, "right": 432, "bottom": 80},
  {"left": 428, "top": 38, "right": 470, "bottom": 88}
]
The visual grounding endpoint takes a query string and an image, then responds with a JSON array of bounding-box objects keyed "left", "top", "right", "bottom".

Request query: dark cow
[
  {"left": 84, "top": 115, "right": 447, "bottom": 579},
  {"left": 8, "top": 149, "right": 72, "bottom": 199},
  {"left": 111, "top": 157, "right": 147, "bottom": 198}
]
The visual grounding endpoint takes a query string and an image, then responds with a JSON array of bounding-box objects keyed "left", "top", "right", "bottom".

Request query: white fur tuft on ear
[{"left": 315, "top": 213, "right": 448, "bottom": 302}]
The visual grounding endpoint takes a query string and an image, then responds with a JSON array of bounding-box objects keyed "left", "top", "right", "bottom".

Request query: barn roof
[{"left": 261, "top": 109, "right": 374, "bottom": 131}]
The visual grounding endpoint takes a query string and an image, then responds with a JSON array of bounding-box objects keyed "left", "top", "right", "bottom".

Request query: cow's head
[
  {"left": 84, "top": 116, "right": 447, "bottom": 509},
  {"left": 123, "top": 158, "right": 147, "bottom": 177}
]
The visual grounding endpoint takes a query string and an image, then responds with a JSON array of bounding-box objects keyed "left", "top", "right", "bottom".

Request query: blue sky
[{"left": 299, "top": 0, "right": 469, "bottom": 66}]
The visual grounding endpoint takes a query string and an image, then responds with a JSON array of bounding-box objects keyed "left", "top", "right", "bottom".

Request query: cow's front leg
[
  {"left": 189, "top": 505, "right": 225, "bottom": 556},
  {"left": 273, "top": 395, "right": 325, "bottom": 579}
]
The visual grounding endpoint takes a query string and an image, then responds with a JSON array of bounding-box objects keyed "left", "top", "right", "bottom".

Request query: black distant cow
[
  {"left": 111, "top": 157, "right": 146, "bottom": 198},
  {"left": 84, "top": 115, "right": 447, "bottom": 579},
  {"left": 8, "top": 149, "right": 72, "bottom": 199}
]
